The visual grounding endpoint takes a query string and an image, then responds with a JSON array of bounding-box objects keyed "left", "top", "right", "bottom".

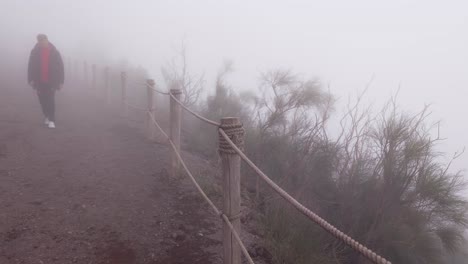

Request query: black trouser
[{"left": 37, "top": 83, "right": 56, "bottom": 122}]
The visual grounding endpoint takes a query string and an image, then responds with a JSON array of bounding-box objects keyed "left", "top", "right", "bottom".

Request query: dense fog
[
  {"left": 2, "top": 0, "right": 466, "bottom": 173},
  {"left": 0, "top": 1, "right": 467, "bottom": 263}
]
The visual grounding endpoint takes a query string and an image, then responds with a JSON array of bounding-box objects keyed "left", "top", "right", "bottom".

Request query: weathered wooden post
[
  {"left": 105, "top": 67, "right": 110, "bottom": 104},
  {"left": 92, "top": 64, "right": 96, "bottom": 91},
  {"left": 146, "top": 79, "right": 155, "bottom": 139},
  {"left": 121, "top": 71, "right": 128, "bottom": 116},
  {"left": 169, "top": 88, "right": 182, "bottom": 177},
  {"left": 218, "top": 117, "right": 244, "bottom": 264}
]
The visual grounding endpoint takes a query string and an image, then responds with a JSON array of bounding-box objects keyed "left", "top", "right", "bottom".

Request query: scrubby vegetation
[{"left": 161, "top": 48, "right": 467, "bottom": 263}]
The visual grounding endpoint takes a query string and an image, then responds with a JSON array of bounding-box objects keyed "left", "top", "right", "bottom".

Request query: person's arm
[{"left": 27, "top": 50, "right": 34, "bottom": 87}]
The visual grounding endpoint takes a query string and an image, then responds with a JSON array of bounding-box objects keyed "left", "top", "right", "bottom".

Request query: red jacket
[
  {"left": 40, "top": 45, "right": 51, "bottom": 83},
  {"left": 28, "top": 43, "right": 64, "bottom": 87}
]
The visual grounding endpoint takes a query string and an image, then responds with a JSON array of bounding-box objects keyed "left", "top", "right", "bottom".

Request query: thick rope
[
  {"left": 221, "top": 214, "right": 255, "bottom": 264},
  {"left": 129, "top": 81, "right": 219, "bottom": 126},
  {"left": 128, "top": 81, "right": 169, "bottom": 94},
  {"left": 148, "top": 111, "right": 220, "bottom": 214},
  {"left": 168, "top": 92, "right": 221, "bottom": 127},
  {"left": 144, "top": 82, "right": 170, "bottom": 95},
  {"left": 218, "top": 123, "right": 245, "bottom": 154},
  {"left": 147, "top": 111, "right": 255, "bottom": 264},
  {"left": 218, "top": 129, "right": 392, "bottom": 264}
]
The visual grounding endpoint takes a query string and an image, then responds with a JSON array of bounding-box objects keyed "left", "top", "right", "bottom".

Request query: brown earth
[{"left": 0, "top": 85, "right": 232, "bottom": 264}]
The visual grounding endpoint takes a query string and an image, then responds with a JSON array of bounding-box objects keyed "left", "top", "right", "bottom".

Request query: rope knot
[
  {"left": 220, "top": 211, "right": 242, "bottom": 221},
  {"left": 218, "top": 122, "right": 245, "bottom": 154}
]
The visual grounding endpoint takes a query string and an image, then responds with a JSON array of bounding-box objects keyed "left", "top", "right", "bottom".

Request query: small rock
[{"left": 172, "top": 231, "right": 186, "bottom": 241}]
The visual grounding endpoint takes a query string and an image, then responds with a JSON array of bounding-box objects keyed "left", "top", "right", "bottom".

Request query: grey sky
[{"left": 2, "top": 0, "right": 467, "bottom": 174}]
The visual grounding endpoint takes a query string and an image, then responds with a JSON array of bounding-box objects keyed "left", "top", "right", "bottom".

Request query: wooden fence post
[
  {"left": 84, "top": 61, "right": 88, "bottom": 85},
  {"left": 105, "top": 67, "right": 110, "bottom": 104},
  {"left": 146, "top": 79, "right": 155, "bottom": 140},
  {"left": 170, "top": 88, "right": 182, "bottom": 177},
  {"left": 121, "top": 72, "right": 128, "bottom": 116},
  {"left": 92, "top": 64, "right": 96, "bottom": 91},
  {"left": 219, "top": 117, "right": 244, "bottom": 264}
]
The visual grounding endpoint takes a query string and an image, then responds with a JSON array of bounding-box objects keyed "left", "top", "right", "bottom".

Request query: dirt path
[{"left": 0, "top": 85, "right": 223, "bottom": 264}]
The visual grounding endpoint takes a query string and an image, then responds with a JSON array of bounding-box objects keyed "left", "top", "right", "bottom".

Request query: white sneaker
[
  {"left": 48, "top": 122, "right": 56, "bottom": 129},
  {"left": 44, "top": 118, "right": 50, "bottom": 125}
]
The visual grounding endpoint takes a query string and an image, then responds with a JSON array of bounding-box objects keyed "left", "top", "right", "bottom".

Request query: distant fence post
[
  {"left": 146, "top": 79, "right": 155, "bottom": 140},
  {"left": 219, "top": 117, "right": 244, "bottom": 264},
  {"left": 105, "top": 67, "right": 110, "bottom": 104},
  {"left": 92, "top": 64, "right": 96, "bottom": 91},
  {"left": 121, "top": 71, "right": 128, "bottom": 116},
  {"left": 84, "top": 61, "right": 88, "bottom": 86},
  {"left": 170, "top": 88, "right": 182, "bottom": 177}
]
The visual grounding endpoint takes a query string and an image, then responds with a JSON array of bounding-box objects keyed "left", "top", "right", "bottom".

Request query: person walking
[{"left": 28, "top": 34, "right": 64, "bottom": 128}]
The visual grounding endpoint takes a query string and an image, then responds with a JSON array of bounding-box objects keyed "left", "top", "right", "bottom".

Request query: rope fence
[
  {"left": 143, "top": 81, "right": 221, "bottom": 126},
  {"left": 145, "top": 82, "right": 170, "bottom": 95},
  {"left": 78, "top": 61, "right": 392, "bottom": 264},
  {"left": 148, "top": 111, "right": 255, "bottom": 264},
  {"left": 168, "top": 92, "right": 221, "bottom": 127},
  {"left": 147, "top": 82, "right": 391, "bottom": 264}
]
